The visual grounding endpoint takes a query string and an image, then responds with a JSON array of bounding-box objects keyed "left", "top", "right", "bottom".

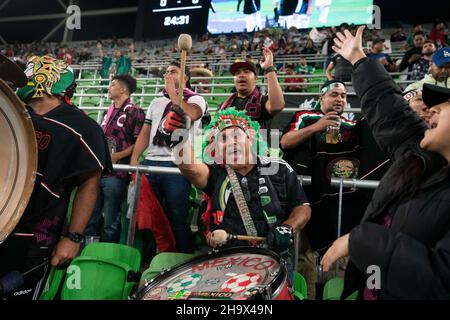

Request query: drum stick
[
  {"left": 211, "top": 229, "right": 265, "bottom": 244},
  {"left": 233, "top": 234, "right": 266, "bottom": 242},
  {"left": 177, "top": 34, "right": 192, "bottom": 106}
]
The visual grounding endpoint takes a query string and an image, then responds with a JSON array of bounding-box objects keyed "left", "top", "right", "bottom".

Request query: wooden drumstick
[
  {"left": 211, "top": 229, "right": 266, "bottom": 245},
  {"left": 177, "top": 33, "right": 192, "bottom": 106}
]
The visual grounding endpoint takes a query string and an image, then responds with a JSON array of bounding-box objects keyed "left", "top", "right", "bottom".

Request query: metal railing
[{"left": 113, "top": 164, "right": 379, "bottom": 258}]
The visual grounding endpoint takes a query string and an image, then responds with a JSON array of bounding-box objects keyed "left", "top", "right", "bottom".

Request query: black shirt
[
  {"left": 17, "top": 103, "right": 111, "bottom": 248},
  {"left": 203, "top": 157, "right": 309, "bottom": 247},
  {"left": 231, "top": 94, "right": 271, "bottom": 129}
]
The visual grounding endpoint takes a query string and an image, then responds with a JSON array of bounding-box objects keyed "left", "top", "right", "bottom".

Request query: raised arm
[
  {"left": 333, "top": 26, "right": 427, "bottom": 159},
  {"left": 175, "top": 143, "right": 209, "bottom": 190},
  {"left": 325, "top": 60, "right": 335, "bottom": 80},
  {"left": 260, "top": 48, "right": 285, "bottom": 115}
]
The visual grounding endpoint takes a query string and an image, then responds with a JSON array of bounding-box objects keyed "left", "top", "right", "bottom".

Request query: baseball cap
[
  {"left": 230, "top": 60, "right": 257, "bottom": 75},
  {"left": 422, "top": 83, "right": 450, "bottom": 108},
  {"left": 432, "top": 47, "right": 450, "bottom": 67}
]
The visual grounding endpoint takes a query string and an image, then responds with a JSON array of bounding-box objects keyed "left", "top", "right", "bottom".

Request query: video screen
[{"left": 207, "top": 0, "right": 374, "bottom": 34}]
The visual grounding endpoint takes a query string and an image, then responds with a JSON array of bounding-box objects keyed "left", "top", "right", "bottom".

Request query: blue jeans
[
  {"left": 85, "top": 176, "right": 128, "bottom": 243},
  {"left": 142, "top": 159, "right": 193, "bottom": 253}
]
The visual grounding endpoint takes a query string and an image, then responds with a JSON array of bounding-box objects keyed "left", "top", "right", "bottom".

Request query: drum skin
[
  {"left": 0, "top": 79, "right": 37, "bottom": 244},
  {"left": 134, "top": 247, "right": 294, "bottom": 301}
]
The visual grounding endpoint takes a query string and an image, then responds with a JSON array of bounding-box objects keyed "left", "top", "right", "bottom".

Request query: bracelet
[{"left": 264, "top": 66, "right": 276, "bottom": 75}]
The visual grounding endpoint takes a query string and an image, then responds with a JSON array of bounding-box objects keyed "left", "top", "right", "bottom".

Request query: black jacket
[{"left": 342, "top": 58, "right": 450, "bottom": 300}]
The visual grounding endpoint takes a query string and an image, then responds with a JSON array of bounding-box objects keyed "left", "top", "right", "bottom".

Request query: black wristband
[
  {"left": 65, "top": 231, "right": 83, "bottom": 243},
  {"left": 264, "top": 66, "right": 276, "bottom": 75}
]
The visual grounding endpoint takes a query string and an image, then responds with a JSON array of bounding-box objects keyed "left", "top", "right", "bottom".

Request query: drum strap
[{"left": 225, "top": 165, "right": 258, "bottom": 237}]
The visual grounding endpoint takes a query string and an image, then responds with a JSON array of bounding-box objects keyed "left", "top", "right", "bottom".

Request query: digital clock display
[{"left": 144, "top": 0, "right": 209, "bottom": 39}]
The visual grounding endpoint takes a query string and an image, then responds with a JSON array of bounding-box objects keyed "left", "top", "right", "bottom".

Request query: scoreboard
[{"left": 144, "top": 0, "right": 209, "bottom": 39}]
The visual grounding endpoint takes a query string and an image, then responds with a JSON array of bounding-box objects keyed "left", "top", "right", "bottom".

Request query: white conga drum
[{"left": 0, "top": 77, "right": 37, "bottom": 244}]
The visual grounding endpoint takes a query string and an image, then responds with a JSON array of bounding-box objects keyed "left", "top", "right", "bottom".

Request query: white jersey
[{"left": 145, "top": 94, "right": 206, "bottom": 161}]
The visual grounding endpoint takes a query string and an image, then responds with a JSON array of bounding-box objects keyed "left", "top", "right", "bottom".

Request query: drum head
[
  {"left": 0, "top": 79, "right": 37, "bottom": 243},
  {"left": 135, "top": 247, "right": 287, "bottom": 300}
]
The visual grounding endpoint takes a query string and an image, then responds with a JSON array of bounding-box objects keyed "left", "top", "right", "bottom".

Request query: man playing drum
[{"left": 169, "top": 107, "right": 311, "bottom": 282}]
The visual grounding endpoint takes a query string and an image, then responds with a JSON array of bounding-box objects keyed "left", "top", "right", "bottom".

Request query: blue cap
[{"left": 432, "top": 47, "right": 450, "bottom": 67}]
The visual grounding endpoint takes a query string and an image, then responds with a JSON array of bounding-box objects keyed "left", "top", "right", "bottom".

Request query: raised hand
[
  {"left": 259, "top": 47, "right": 274, "bottom": 70},
  {"left": 332, "top": 25, "right": 366, "bottom": 65}
]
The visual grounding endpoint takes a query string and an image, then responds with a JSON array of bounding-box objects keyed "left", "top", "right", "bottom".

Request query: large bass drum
[
  {"left": 133, "top": 247, "right": 293, "bottom": 300},
  {"left": 0, "top": 78, "right": 37, "bottom": 243}
]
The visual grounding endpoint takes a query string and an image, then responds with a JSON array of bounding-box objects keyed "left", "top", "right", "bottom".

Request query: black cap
[{"left": 422, "top": 83, "right": 450, "bottom": 108}]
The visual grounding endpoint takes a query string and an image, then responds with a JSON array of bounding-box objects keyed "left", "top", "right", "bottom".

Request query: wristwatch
[
  {"left": 65, "top": 231, "right": 84, "bottom": 243},
  {"left": 264, "top": 66, "right": 276, "bottom": 75}
]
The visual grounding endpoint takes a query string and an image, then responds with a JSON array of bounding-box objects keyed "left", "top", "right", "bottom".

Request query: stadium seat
[
  {"left": 60, "top": 243, "right": 141, "bottom": 300},
  {"left": 39, "top": 266, "right": 66, "bottom": 300},
  {"left": 322, "top": 277, "right": 358, "bottom": 300},
  {"left": 140, "top": 252, "right": 196, "bottom": 283},
  {"left": 293, "top": 271, "right": 308, "bottom": 300}
]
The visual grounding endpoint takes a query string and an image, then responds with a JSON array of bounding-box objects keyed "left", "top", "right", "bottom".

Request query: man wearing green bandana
[
  {"left": 0, "top": 55, "right": 111, "bottom": 300},
  {"left": 175, "top": 108, "right": 311, "bottom": 285}
]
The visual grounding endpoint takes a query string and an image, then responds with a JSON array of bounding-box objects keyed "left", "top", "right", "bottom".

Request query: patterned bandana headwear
[
  {"left": 16, "top": 55, "right": 74, "bottom": 102},
  {"left": 320, "top": 80, "right": 346, "bottom": 96},
  {"left": 202, "top": 108, "right": 268, "bottom": 164}
]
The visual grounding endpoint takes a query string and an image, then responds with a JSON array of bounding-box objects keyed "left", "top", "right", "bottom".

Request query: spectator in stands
[
  {"left": 367, "top": 38, "right": 398, "bottom": 72},
  {"left": 399, "top": 31, "right": 425, "bottom": 72},
  {"left": 284, "top": 64, "right": 306, "bottom": 92},
  {"left": 322, "top": 25, "right": 450, "bottom": 300},
  {"left": 429, "top": 22, "right": 449, "bottom": 47},
  {"left": 175, "top": 108, "right": 311, "bottom": 284},
  {"left": 219, "top": 48, "right": 285, "bottom": 134},
  {"left": 390, "top": 25, "right": 407, "bottom": 43},
  {"left": 403, "top": 89, "right": 431, "bottom": 126},
  {"left": 1, "top": 56, "right": 110, "bottom": 300},
  {"left": 404, "top": 47, "right": 450, "bottom": 92},
  {"left": 409, "top": 40, "right": 437, "bottom": 81},
  {"left": 407, "top": 24, "right": 426, "bottom": 47},
  {"left": 296, "top": 57, "right": 315, "bottom": 75},
  {"left": 301, "top": 38, "right": 317, "bottom": 55},
  {"left": 130, "top": 61, "right": 207, "bottom": 255},
  {"left": 325, "top": 53, "right": 353, "bottom": 82},
  {"left": 97, "top": 41, "right": 134, "bottom": 79},
  {"left": 85, "top": 74, "right": 145, "bottom": 243},
  {"left": 280, "top": 79, "right": 389, "bottom": 298}
]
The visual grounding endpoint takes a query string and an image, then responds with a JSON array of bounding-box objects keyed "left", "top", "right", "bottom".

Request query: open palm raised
[{"left": 332, "top": 25, "right": 367, "bottom": 65}]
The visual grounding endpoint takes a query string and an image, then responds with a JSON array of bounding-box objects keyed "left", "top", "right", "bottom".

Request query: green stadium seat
[
  {"left": 293, "top": 271, "right": 308, "bottom": 300},
  {"left": 322, "top": 277, "right": 358, "bottom": 300},
  {"left": 60, "top": 243, "right": 141, "bottom": 300},
  {"left": 39, "top": 267, "right": 66, "bottom": 300}
]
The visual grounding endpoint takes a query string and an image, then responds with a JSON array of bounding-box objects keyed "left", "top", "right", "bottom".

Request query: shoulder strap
[{"left": 225, "top": 165, "right": 258, "bottom": 236}]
